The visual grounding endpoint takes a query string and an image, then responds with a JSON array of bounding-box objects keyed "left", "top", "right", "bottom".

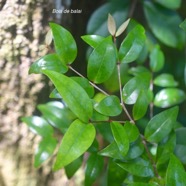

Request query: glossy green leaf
[
  {"left": 149, "top": 45, "right": 164, "bottom": 72},
  {"left": 49, "top": 23, "right": 77, "bottom": 64},
  {"left": 107, "top": 159, "right": 127, "bottom": 186},
  {"left": 98, "top": 142, "right": 123, "bottom": 160},
  {"left": 154, "top": 74, "right": 178, "bottom": 87},
  {"left": 145, "top": 107, "right": 179, "bottom": 143},
  {"left": 117, "top": 158, "right": 154, "bottom": 177},
  {"left": 34, "top": 137, "right": 57, "bottom": 168},
  {"left": 111, "top": 121, "right": 129, "bottom": 156},
  {"left": 29, "top": 54, "right": 68, "bottom": 74},
  {"left": 124, "top": 122, "right": 139, "bottom": 142},
  {"left": 108, "top": 14, "right": 116, "bottom": 36},
  {"left": 71, "top": 77, "right": 95, "bottom": 98},
  {"left": 180, "top": 19, "right": 186, "bottom": 32},
  {"left": 123, "top": 73, "right": 151, "bottom": 104},
  {"left": 81, "top": 35, "right": 105, "bottom": 48},
  {"left": 155, "top": 0, "right": 181, "bottom": 9},
  {"left": 21, "top": 116, "right": 53, "bottom": 137},
  {"left": 119, "top": 24, "right": 146, "bottom": 63},
  {"left": 166, "top": 154, "right": 186, "bottom": 185},
  {"left": 85, "top": 153, "right": 104, "bottom": 186},
  {"left": 154, "top": 88, "right": 186, "bottom": 108},
  {"left": 38, "top": 101, "right": 76, "bottom": 133},
  {"left": 144, "top": 1, "right": 185, "bottom": 48},
  {"left": 129, "top": 66, "right": 150, "bottom": 76},
  {"left": 94, "top": 96, "right": 122, "bottom": 116},
  {"left": 43, "top": 70, "right": 93, "bottom": 123},
  {"left": 87, "top": 36, "right": 117, "bottom": 84},
  {"left": 87, "top": 0, "right": 129, "bottom": 36},
  {"left": 53, "top": 120, "right": 96, "bottom": 170},
  {"left": 133, "top": 90, "right": 150, "bottom": 120},
  {"left": 65, "top": 156, "right": 83, "bottom": 179}
]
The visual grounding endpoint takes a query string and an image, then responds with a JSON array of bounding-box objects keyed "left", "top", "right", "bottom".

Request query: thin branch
[
  {"left": 128, "top": 0, "right": 138, "bottom": 18},
  {"left": 117, "top": 63, "right": 134, "bottom": 123},
  {"left": 68, "top": 65, "right": 109, "bottom": 96},
  {"left": 141, "top": 135, "right": 161, "bottom": 179}
]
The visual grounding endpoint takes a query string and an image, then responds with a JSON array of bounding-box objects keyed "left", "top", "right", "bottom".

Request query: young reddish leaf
[
  {"left": 107, "top": 14, "right": 116, "bottom": 36},
  {"left": 53, "top": 120, "right": 96, "bottom": 170},
  {"left": 43, "top": 70, "right": 93, "bottom": 123},
  {"left": 116, "top": 18, "right": 130, "bottom": 37}
]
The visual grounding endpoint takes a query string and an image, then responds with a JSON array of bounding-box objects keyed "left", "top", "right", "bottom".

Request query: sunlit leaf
[
  {"left": 43, "top": 70, "right": 93, "bottom": 123},
  {"left": 81, "top": 35, "right": 105, "bottom": 48},
  {"left": 49, "top": 23, "right": 77, "bottom": 64},
  {"left": 154, "top": 88, "right": 186, "bottom": 108},
  {"left": 53, "top": 120, "right": 96, "bottom": 170},
  {"left": 154, "top": 74, "right": 178, "bottom": 87}
]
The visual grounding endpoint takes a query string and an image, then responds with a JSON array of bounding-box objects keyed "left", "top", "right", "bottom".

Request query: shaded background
[{"left": 0, "top": 0, "right": 186, "bottom": 185}]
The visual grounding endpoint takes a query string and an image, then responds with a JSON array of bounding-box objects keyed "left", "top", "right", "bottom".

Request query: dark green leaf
[
  {"left": 155, "top": 0, "right": 181, "bottom": 9},
  {"left": 87, "top": 36, "right": 117, "bottom": 84},
  {"left": 81, "top": 35, "right": 105, "bottom": 48},
  {"left": 38, "top": 101, "right": 76, "bottom": 133},
  {"left": 107, "top": 159, "right": 127, "bottom": 186},
  {"left": 144, "top": 2, "right": 185, "bottom": 48},
  {"left": 166, "top": 154, "right": 186, "bottom": 185},
  {"left": 145, "top": 107, "right": 179, "bottom": 143},
  {"left": 124, "top": 121, "right": 139, "bottom": 142},
  {"left": 119, "top": 24, "right": 146, "bottom": 63},
  {"left": 154, "top": 74, "right": 178, "bottom": 87},
  {"left": 149, "top": 45, "right": 164, "bottom": 72},
  {"left": 117, "top": 158, "right": 154, "bottom": 177},
  {"left": 21, "top": 116, "right": 53, "bottom": 137},
  {"left": 87, "top": 1, "right": 129, "bottom": 36},
  {"left": 133, "top": 90, "right": 150, "bottom": 120},
  {"left": 71, "top": 77, "right": 95, "bottom": 98},
  {"left": 65, "top": 156, "right": 83, "bottom": 179},
  {"left": 49, "top": 23, "right": 77, "bottom": 64},
  {"left": 29, "top": 54, "right": 68, "bottom": 74},
  {"left": 34, "top": 137, "right": 57, "bottom": 168},
  {"left": 43, "top": 70, "right": 93, "bottom": 123},
  {"left": 111, "top": 121, "right": 129, "bottom": 156},
  {"left": 180, "top": 19, "right": 186, "bottom": 32},
  {"left": 85, "top": 153, "right": 104, "bottom": 186},
  {"left": 53, "top": 120, "right": 96, "bottom": 170},
  {"left": 154, "top": 88, "right": 186, "bottom": 108},
  {"left": 94, "top": 96, "right": 122, "bottom": 116}
]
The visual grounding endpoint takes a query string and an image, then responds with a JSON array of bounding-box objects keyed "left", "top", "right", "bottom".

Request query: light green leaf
[
  {"left": 154, "top": 88, "right": 186, "bottom": 108},
  {"left": 155, "top": 0, "right": 181, "bottom": 9},
  {"left": 154, "top": 74, "right": 178, "bottom": 87},
  {"left": 119, "top": 24, "right": 146, "bottom": 63},
  {"left": 85, "top": 153, "right": 104, "bottom": 186},
  {"left": 81, "top": 35, "right": 105, "bottom": 48},
  {"left": 166, "top": 154, "right": 186, "bottom": 185},
  {"left": 108, "top": 14, "right": 116, "bottom": 36},
  {"left": 53, "top": 120, "right": 96, "bottom": 170},
  {"left": 49, "top": 23, "right": 77, "bottom": 64},
  {"left": 49, "top": 88, "right": 62, "bottom": 99},
  {"left": 21, "top": 116, "right": 53, "bottom": 137},
  {"left": 29, "top": 54, "right": 68, "bottom": 74},
  {"left": 144, "top": 1, "right": 185, "bottom": 48},
  {"left": 94, "top": 96, "right": 122, "bottom": 116},
  {"left": 34, "top": 137, "right": 57, "bottom": 168},
  {"left": 111, "top": 121, "right": 129, "bottom": 156},
  {"left": 65, "top": 156, "right": 83, "bottom": 179},
  {"left": 38, "top": 101, "right": 76, "bottom": 133},
  {"left": 149, "top": 45, "right": 164, "bottom": 72},
  {"left": 43, "top": 70, "right": 93, "bottom": 123},
  {"left": 145, "top": 107, "right": 179, "bottom": 143},
  {"left": 180, "top": 19, "right": 186, "bottom": 32},
  {"left": 117, "top": 158, "right": 154, "bottom": 177},
  {"left": 87, "top": 36, "right": 117, "bottom": 84}
]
